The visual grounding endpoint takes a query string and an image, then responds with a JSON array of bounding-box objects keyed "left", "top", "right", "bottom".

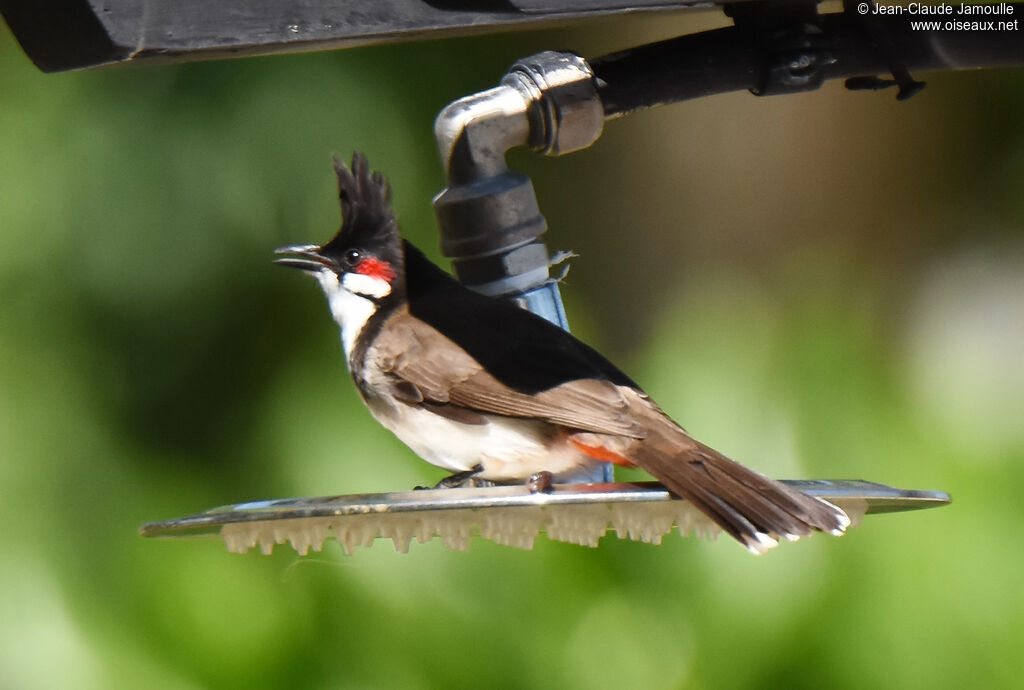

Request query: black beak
[{"left": 274, "top": 244, "right": 333, "bottom": 272}]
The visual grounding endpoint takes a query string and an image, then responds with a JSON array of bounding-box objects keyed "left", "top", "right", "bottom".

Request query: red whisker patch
[{"left": 355, "top": 257, "right": 396, "bottom": 283}]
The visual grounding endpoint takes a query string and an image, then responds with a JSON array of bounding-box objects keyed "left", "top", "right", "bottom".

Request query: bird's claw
[{"left": 420, "top": 465, "right": 487, "bottom": 490}]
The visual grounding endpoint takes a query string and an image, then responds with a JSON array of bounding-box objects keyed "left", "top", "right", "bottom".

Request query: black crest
[{"left": 320, "top": 152, "right": 401, "bottom": 263}]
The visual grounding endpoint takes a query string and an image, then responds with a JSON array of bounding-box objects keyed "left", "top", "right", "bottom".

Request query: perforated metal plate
[{"left": 140, "top": 479, "right": 950, "bottom": 555}]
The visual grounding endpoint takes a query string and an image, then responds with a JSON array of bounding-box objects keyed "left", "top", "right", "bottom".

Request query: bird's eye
[{"left": 344, "top": 249, "right": 362, "bottom": 266}]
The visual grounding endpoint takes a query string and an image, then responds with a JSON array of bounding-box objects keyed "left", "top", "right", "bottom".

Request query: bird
[{"left": 275, "top": 152, "right": 850, "bottom": 553}]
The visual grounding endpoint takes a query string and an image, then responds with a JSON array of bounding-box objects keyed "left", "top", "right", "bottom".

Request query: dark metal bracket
[
  {"left": 842, "top": 0, "right": 926, "bottom": 100},
  {"left": 727, "top": 0, "right": 839, "bottom": 96},
  {"left": 0, "top": 0, "right": 712, "bottom": 73}
]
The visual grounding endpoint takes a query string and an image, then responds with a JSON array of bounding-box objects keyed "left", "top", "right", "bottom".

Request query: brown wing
[{"left": 372, "top": 309, "right": 645, "bottom": 438}]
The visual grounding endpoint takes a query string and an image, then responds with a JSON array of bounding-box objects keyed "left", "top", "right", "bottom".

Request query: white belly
[{"left": 364, "top": 395, "right": 590, "bottom": 480}]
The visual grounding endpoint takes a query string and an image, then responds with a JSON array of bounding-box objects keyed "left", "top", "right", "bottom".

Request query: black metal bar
[
  {"left": 592, "top": 4, "right": 1024, "bottom": 117},
  {"left": 0, "top": 0, "right": 711, "bottom": 73}
]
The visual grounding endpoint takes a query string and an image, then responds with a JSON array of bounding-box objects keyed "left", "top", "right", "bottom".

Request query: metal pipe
[
  {"left": 432, "top": 50, "right": 604, "bottom": 307},
  {"left": 591, "top": 5, "right": 1024, "bottom": 118}
]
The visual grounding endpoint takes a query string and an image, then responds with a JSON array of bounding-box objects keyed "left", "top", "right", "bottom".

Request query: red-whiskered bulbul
[{"left": 276, "top": 153, "right": 850, "bottom": 553}]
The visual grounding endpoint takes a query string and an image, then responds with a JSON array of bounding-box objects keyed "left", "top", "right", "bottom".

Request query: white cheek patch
[{"left": 342, "top": 272, "right": 392, "bottom": 299}]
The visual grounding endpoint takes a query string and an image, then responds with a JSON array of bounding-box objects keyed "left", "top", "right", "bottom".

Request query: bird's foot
[{"left": 415, "top": 465, "right": 488, "bottom": 490}]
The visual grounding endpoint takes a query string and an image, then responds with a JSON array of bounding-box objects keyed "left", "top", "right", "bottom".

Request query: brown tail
[{"left": 634, "top": 437, "right": 850, "bottom": 554}]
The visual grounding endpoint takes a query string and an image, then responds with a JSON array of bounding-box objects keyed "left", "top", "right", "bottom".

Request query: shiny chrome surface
[{"left": 140, "top": 479, "right": 951, "bottom": 539}]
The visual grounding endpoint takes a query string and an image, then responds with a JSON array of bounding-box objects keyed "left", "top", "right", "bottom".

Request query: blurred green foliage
[{"left": 1, "top": 10, "right": 1023, "bottom": 690}]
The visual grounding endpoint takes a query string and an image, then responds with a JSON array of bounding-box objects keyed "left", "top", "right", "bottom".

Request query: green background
[{"left": 2, "top": 9, "right": 1022, "bottom": 689}]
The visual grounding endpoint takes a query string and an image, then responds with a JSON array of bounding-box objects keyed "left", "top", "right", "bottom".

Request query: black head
[{"left": 275, "top": 152, "right": 405, "bottom": 298}]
